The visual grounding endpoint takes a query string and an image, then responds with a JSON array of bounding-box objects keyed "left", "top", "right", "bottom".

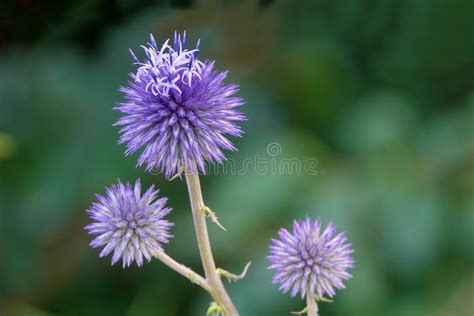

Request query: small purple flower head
[
  {"left": 115, "top": 31, "right": 246, "bottom": 178},
  {"left": 85, "top": 179, "right": 174, "bottom": 268},
  {"left": 268, "top": 217, "right": 354, "bottom": 299}
]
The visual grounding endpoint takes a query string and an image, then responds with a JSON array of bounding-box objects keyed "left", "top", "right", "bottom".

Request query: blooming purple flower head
[
  {"left": 85, "top": 179, "right": 174, "bottom": 268},
  {"left": 268, "top": 217, "right": 354, "bottom": 299},
  {"left": 115, "top": 31, "right": 246, "bottom": 178}
]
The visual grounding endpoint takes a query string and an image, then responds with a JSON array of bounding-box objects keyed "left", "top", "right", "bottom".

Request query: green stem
[
  {"left": 153, "top": 250, "right": 210, "bottom": 292},
  {"left": 185, "top": 162, "right": 239, "bottom": 316},
  {"left": 306, "top": 292, "right": 319, "bottom": 316}
]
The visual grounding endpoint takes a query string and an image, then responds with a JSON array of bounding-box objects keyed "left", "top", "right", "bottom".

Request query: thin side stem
[
  {"left": 154, "top": 250, "right": 211, "bottom": 293},
  {"left": 185, "top": 163, "right": 239, "bottom": 316},
  {"left": 306, "top": 293, "right": 319, "bottom": 316}
]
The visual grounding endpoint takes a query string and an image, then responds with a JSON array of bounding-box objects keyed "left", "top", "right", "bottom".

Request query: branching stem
[
  {"left": 154, "top": 250, "right": 211, "bottom": 292},
  {"left": 185, "top": 162, "right": 239, "bottom": 316}
]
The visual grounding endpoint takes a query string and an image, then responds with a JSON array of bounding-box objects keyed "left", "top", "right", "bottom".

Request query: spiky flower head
[
  {"left": 115, "top": 31, "right": 246, "bottom": 179},
  {"left": 85, "top": 179, "right": 173, "bottom": 268},
  {"left": 268, "top": 217, "right": 354, "bottom": 299}
]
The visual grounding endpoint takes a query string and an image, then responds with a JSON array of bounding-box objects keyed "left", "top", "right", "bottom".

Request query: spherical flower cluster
[
  {"left": 115, "top": 32, "right": 246, "bottom": 179},
  {"left": 85, "top": 179, "right": 173, "bottom": 268},
  {"left": 268, "top": 217, "right": 354, "bottom": 299}
]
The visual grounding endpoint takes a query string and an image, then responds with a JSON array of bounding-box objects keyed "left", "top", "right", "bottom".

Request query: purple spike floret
[
  {"left": 85, "top": 179, "right": 174, "bottom": 268},
  {"left": 268, "top": 217, "right": 354, "bottom": 299},
  {"left": 115, "top": 32, "right": 246, "bottom": 178}
]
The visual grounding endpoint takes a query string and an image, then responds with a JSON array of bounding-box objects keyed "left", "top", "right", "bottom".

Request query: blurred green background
[{"left": 1, "top": 0, "right": 473, "bottom": 315}]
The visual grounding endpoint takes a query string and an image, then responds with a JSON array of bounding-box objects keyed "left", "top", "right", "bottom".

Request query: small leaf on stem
[
  {"left": 217, "top": 262, "right": 252, "bottom": 283},
  {"left": 315, "top": 295, "right": 333, "bottom": 303},
  {"left": 207, "top": 302, "right": 224, "bottom": 316},
  {"left": 291, "top": 306, "right": 309, "bottom": 315},
  {"left": 200, "top": 205, "right": 227, "bottom": 231}
]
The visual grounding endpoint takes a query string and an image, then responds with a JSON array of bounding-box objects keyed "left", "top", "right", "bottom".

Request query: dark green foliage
[{"left": 0, "top": 0, "right": 472, "bottom": 315}]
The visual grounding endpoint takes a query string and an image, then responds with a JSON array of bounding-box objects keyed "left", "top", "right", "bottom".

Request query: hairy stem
[
  {"left": 306, "top": 293, "right": 319, "bottom": 316},
  {"left": 185, "top": 163, "right": 239, "bottom": 316},
  {"left": 154, "top": 250, "right": 211, "bottom": 292}
]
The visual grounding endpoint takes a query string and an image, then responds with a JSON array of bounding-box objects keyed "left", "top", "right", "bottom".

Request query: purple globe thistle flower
[
  {"left": 268, "top": 217, "right": 354, "bottom": 299},
  {"left": 115, "top": 31, "right": 246, "bottom": 179},
  {"left": 85, "top": 179, "right": 174, "bottom": 268}
]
